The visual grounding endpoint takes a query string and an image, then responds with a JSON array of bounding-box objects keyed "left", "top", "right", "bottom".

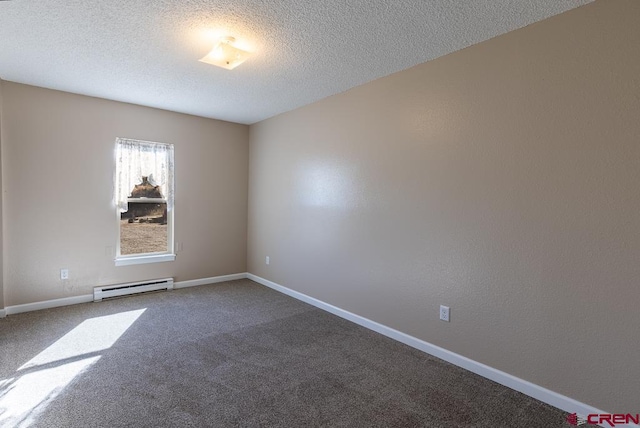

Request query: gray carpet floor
[{"left": 0, "top": 279, "right": 567, "bottom": 427}]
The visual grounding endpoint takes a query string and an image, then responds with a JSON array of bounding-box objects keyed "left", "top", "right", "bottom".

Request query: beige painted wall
[
  {"left": 2, "top": 82, "right": 248, "bottom": 307},
  {"left": 248, "top": 0, "right": 640, "bottom": 413}
]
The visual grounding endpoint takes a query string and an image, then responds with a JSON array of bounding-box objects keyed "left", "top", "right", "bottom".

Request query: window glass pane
[{"left": 120, "top": 202, "right": 167, "bottom": 255}]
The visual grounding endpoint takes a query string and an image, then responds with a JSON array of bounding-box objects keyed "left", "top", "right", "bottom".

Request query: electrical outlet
[
  {"left": 440, "top": 305, "right": 450, "bottom": 322},
  {"left": 265, "top": 256, "right": 270, "bottom": 265},
  {"left": 60, "top": 269, "right": 69, "bottom": 280}
]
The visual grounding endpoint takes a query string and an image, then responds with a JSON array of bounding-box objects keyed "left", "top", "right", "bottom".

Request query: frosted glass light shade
[{"left": 199, "top": 37, "right": 250, "bottom": 70}]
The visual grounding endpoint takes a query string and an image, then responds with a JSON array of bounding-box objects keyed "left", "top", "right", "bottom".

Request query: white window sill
[{"left": 115, "top": 254, "right": 176, "bottom": 267}]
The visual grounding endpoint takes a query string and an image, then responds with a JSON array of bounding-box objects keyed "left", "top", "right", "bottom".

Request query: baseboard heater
[{"left": 94, "top": 278, "right": 174, "bottom": 302}]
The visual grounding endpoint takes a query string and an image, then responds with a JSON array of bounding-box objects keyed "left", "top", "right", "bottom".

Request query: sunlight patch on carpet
[
  {"left": 19, "top": 309, "right": 146, "bottom": 370},
  {"left": 0, "top": 308, "right": 146, "bottom": 426}
]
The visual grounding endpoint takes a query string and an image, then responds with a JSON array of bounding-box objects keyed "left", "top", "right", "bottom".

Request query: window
[{"left": 115, "top": 138, "right": 175, "bottom": 266}]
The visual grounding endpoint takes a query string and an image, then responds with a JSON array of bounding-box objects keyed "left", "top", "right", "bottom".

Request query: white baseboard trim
[
  {"left": 5, "top": 294, "right": 94, "bottom": 316},
  {"left": 246, "top": 273, "right": 622, "bottom": 427},
  {"left": 1, "top": 273, "right": 249, "bottom": 317},
  {"left": 174, "top": 273, "right": 247, "bottom": 289}
]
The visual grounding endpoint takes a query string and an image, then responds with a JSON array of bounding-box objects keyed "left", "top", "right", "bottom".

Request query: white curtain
[{"left": 115, "top": 138, "right": 174, "bottom": 213}]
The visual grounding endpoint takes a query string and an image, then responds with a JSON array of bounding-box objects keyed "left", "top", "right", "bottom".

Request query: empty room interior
[{"left": 0, "top": 0, "right": 638, "bottom": 427}]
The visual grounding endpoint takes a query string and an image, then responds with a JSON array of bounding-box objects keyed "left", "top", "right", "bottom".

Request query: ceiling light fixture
[{"left": 199, "top": 36, "right": 250, "bottom": 70}]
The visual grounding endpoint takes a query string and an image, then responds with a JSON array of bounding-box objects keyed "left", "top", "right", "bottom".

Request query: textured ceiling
[{"left": 0, "top": 0, "right": 592, "bottom": 124}]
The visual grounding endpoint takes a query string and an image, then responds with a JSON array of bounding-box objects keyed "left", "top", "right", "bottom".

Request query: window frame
[{"left": 114, "top": 139, "right": 175, "bottom": 266}]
